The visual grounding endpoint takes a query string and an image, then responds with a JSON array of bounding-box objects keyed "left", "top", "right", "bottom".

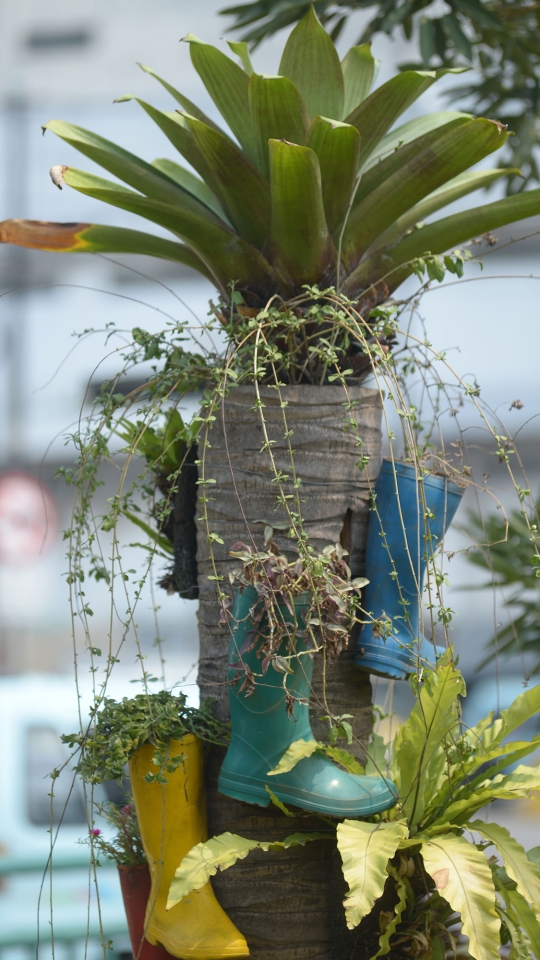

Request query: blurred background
[{"left": 0, "top": 1, "right": 539, "bottom": 956}]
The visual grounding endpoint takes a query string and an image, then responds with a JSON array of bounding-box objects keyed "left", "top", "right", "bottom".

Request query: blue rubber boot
[
  {"left": 355, "top": 460, "right": 465, "bottom": 680},
  {"left": 218, "top": 586, "right": 397, "bottom": 817}
]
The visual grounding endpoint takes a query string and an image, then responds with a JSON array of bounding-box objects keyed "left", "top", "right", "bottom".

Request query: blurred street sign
[{"left": 0, "top": 472, "right": 58, "bottom": 563}]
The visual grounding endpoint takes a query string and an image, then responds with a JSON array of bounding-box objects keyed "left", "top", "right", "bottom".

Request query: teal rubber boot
[{"left": 218, "top": 586, "right": 397, "bottom": 817}]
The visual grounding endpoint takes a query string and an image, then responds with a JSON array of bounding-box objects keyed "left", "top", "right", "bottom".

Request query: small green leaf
[
  {"left": 421, "top": 833, "right": 500, "bottom": 960},
  {"left": 264, "top": 785, "right": 295, "bottom": 816},
  {"left": 337, "top": 820, "right": 409, "bottom": 929},
  {"left": 267, "top": 738, "right": 319, "bottom": 775},
  {"left": 278, "top": 6, "right": 344, "bottom": 121},
  {"left": 341, "top": 43, "right": 378, "bottom": 117},
  {"left": 426, "top": 255, "right": 445, "bottom": 282}
]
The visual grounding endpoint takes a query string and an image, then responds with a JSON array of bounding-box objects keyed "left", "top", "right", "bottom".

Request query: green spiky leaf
[
  {"left": 249, "top": 73, "right": 309, "bottom": 178},
  {"left": 185, "top": 115, "right": 271, "bottom": 247},
  {"left": 183, "top": 35, "right": 258, "bottom": 165},
  {"left": 365, "top": 111, "right": 472, "bottom": 170},
  {"left": 307, "top": 116, "right": 360, "bottom": 233},
  {"left": 341, "top": 43, "right": 378, "bottom": 117},
  {"left": 278, "top": 6, "right": 344, "bottom": 121},
  {"left": 150, "top": 158, "right": 224, "bottom": 219},
  {"left": 227, "top": 40, "right": 254, "bottom": 74},
  {"left": 117, "top": 98, "right": 220, "bottom": 196},
  {"left": 268, "top": 138, "right": 334, "bottom": 287},
  {"left": 60, "top": 166, "right": 277, "bottom": 297},
  {"left": 0, "top": 220, "right": 213, "bottom": 278},
  {"left": 44, "top": 118, "right": 210, "bottom": 210},
  {"left": 343, "top": 117, "right": 507, "bottom": 267},
  {"left": 372, "top": 167, "right": 520, "bottom": 253},
  {"left": 138, "top": 63, "right": 227, "bottom": 134},
  {"left": 344, "top": 188, "right": 540, "bottom": 296},
  {"left": 346, "top": 69, "right": 460, "bottom": 166}
]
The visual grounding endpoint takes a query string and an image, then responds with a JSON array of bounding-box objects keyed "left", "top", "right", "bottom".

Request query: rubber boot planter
[
  {"left": 355, "top": 459, "right": 465, "bottom": 679},
  {"left": 129, "top": 735, "right": 249, "bottom": 960},
  {"left": 218, "top": 585, "right": 397, "bottom": 816}
]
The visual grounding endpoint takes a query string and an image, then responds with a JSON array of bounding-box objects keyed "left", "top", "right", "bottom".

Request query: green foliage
[
  {"left": 220, "top": 0, "right": 540, "bottom": 191},
  {"left": 166, "top": 657, "right": 540, "bottom": 958},
  {"left": 391, "top": 655, "right": 465, "bottom": 828},
  {"left": 336, "top": 820, "right": 409, "bottom": 929},
  {"left": 3, "top": 8, "right": 540, "bottom": 311},
  {"left": 228, "top": 538, "right": 368, "bottom": 663},
  {"left": 166, "top": 829, "right": 329, "bottom": 909},
  {"left": 266, "top": 737, "right": 365, "bottom": 776},
  {"left": 465, "top": 505, "right": 540, "bottom": 672},
  {"left": 62, "top": 690, "right": 228, "bottom": 784},
  {"left": 84, "top": 795, "right": 146, "bottom": 867},
  {"left": 420, "top": 833, "right": 500, "bottom": 960}
]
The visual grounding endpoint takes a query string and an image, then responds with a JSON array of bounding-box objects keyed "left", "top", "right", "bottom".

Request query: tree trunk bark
[{"left": 195, "top": 385, "right": 382, "bottom": 960}]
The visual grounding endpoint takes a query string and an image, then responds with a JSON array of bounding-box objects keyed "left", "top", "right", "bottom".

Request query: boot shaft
[
  {"left": 363, "top": 460, "right": 464, "bottom": 631},
  {"left": 129, "top": 737, "right": 206, "bottom": 895},
  {"left": 227, "top": 586, "right": 315, "bottom": 761}
]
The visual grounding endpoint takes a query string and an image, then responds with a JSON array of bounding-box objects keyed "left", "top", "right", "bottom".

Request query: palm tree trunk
[{"left": 196, "top": 384, "right": 382, "bottom": 959}]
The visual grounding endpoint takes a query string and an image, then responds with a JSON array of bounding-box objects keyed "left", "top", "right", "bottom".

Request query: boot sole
[
  {"left": 355, "top": 641, "right": 444, "bottom": 679},
  {"left": 218, "top": 771, "right": 396, "bottom": 816}
]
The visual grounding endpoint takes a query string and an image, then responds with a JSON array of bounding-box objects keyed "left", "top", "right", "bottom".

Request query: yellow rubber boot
[{"left": 129, "top": 734, "right": 249, "bottom": 959}]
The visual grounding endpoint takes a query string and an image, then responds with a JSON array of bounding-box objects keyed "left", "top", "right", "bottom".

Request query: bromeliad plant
[
  {"left": 165, "top": 654, "right": 540, "bottom": 960},
  {"left": 2, "top": 5, "right": 540, "bottom": 372}
]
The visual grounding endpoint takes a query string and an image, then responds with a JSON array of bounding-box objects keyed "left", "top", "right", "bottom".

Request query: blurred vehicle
[{"left": 0, "top": 674, "right": 131, "bottom": 960}]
